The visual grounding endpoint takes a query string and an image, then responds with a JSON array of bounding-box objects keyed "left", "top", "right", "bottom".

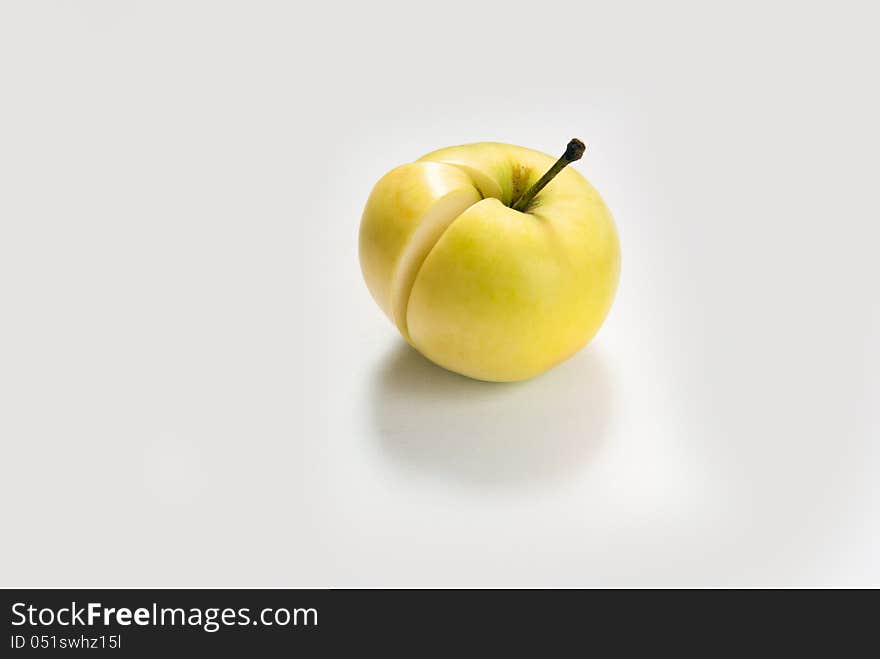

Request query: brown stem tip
[{"left": 564, "top": 138, "right": 586, "bottom": 162}]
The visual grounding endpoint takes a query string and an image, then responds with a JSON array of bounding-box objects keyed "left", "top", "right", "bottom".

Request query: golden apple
[{"left": 359, "top": 140, "right": 620, "bottom": 382}]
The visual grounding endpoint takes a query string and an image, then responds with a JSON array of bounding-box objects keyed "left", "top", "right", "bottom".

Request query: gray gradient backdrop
[{"left": 1, "top": 1, "right": 878, "bottom": 586}]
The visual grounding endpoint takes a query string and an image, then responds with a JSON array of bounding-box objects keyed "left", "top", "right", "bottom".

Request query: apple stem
[{"left": 510, "top": 138, "right": 586, "bottom": 212}]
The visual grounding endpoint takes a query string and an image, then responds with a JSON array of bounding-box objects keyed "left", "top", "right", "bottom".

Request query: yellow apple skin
[
  {"left": 359, "top": 142, "right": 620, "bottom": 382},
  {"left": 358, "top": 162, "right": 481, "bottom": 340}
]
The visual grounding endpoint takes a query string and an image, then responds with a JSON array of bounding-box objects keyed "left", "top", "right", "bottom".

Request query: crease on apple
[
  {"left": 386, "top": 151, "right": 542, "bottom": 344},
  {"left": 433, "top": 163, "right": 503, "bottom": 201},
  {"left": 417, "top": 143, "right": 513, "bottom": 203},
  {"left": 390, "top": 188, "right": 480, "bottom": 342}
]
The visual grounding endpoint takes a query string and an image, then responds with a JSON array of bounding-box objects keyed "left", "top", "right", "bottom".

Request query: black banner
[{"left": 1, "top": 588, "right": 868, "bottom": 654}]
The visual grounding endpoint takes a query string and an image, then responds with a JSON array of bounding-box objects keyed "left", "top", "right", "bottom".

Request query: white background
[{"left": 1, "top": 1, "right": 877, "bottom": 586}]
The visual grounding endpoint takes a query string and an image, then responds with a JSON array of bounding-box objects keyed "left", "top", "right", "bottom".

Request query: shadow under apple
[{"left": 368, "top": 342, "right": 614, "bottom": 489}]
